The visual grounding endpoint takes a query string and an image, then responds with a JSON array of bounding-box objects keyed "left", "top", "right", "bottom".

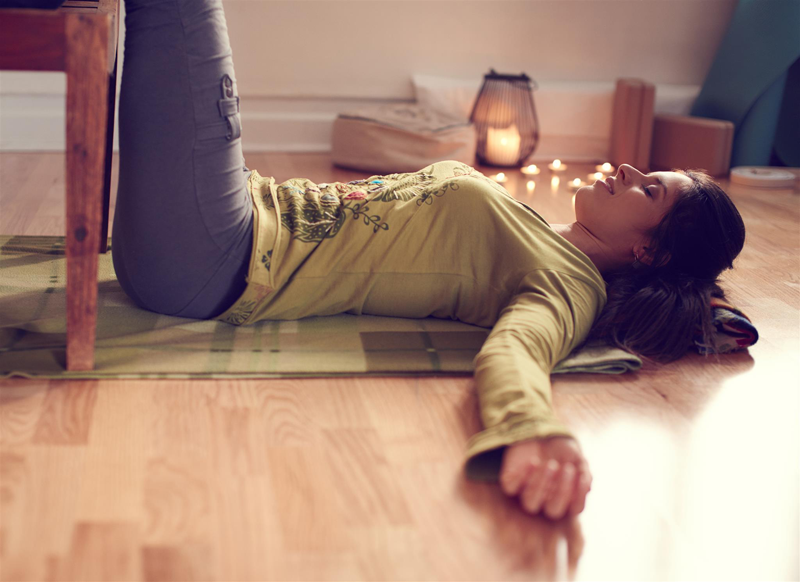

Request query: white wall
[{"left": 0, "top": 0, "right": 736, "bottom": 159}]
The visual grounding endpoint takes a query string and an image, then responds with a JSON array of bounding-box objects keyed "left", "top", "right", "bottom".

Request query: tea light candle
[
  {"left": 493, "top": 172, "right": 509, "bottom": 183},
  {"left": 486, "top": 125, "right": 521, "bottom": 166},
  {"left": 526, "top": 180, "right": 536, "bottom": 192},
  {"left": 569, "top": 178, "right": 587, "bottom": 191},
  {"left": 521, "top": 164, "right": 541, "bottom": 176},
  {"left": 548, "top": 159, "right": 567, "bottom": 172},
  {"left": 595, "top": 162, "right": 615, "bottom": 174},
  {"left": 587, "top": 172, "right": 605, "bottom": 182}
]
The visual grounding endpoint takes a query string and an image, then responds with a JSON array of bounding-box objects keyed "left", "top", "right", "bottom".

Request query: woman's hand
[{"left": 499, "top": 436, "right": 593, "bottom": 519}]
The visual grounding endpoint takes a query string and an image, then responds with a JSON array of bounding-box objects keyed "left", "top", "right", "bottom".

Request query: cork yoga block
[
  {"left": 650, "top": 114, "right": 735, "bottom": 177},
  {"left": 609, "top": 78, "right": 656, "bottom": 172}
]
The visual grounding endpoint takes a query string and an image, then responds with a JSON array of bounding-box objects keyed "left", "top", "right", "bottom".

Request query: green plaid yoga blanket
[{"left": 0, "top": 235, "right": 642, "bottom": 379}]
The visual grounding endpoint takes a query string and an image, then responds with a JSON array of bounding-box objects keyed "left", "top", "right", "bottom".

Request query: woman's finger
[
  {"left": 521, "top": 459, "right": 559, "bottom": 514},
  {"left": 501, "top": 455, "right": 541, "bottom": 497},
  {"left": 568, "top": 470, "right": 592, "bottom": 516},
  {"left": 544, "top": 462, "right": 577, "bottom": 519}
]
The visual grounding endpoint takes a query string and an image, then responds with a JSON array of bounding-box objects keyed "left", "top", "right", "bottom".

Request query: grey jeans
[{"left": 111, "top": 0, "right": 254, "bottom": 319}]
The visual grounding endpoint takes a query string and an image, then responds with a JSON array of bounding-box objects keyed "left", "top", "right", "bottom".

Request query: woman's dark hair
[{"left": 583, "top": 168, "right": 746, "bottom": 366}]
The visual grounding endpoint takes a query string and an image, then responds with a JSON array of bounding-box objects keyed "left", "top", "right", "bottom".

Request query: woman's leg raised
[{"left": 111, "top": 0, "right": 254, "bottom": 319}]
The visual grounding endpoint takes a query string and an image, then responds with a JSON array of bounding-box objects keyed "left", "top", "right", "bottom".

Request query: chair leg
[
  {"left": 64, "top": 13, "right": 110, "bottom": 371},
  {"left": 99, "top": 50, "right": 119, "bottom": 255}
]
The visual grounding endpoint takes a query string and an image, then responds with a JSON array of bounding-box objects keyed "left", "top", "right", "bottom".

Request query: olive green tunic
[{"left": 214, "top": 160, "right": 608, "bottom": 481}]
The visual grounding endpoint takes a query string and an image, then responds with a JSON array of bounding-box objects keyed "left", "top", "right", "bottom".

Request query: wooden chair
[{"left": 0, "top": 0, "right": 120, "bottom": 371}]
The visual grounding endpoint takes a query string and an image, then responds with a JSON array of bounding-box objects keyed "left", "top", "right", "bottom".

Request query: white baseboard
[
  {"left": 0, "top": 95, "right": 609, "bottom": 162},
  {"left": 0, "top": 83, "right": 699, "bottom": 164}
]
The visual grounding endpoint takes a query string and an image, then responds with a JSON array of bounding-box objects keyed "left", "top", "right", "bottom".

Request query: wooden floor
[{"left": 1, "top": 152, "right": 798, "bottom": 582}]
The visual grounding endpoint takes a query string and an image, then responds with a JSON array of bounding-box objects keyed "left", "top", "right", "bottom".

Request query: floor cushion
[{"left": 331, "top": 103, "right": 477, "bottom": 173}]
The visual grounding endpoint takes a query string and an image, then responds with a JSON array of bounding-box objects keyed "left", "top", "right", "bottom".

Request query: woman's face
[{"left": 574, "top": 164, "right": 694, "bottom": 256}]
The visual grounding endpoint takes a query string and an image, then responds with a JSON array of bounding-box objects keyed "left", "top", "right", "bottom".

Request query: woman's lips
[{"left": 597, "top": 179, "right": 612, "bottom": 194}]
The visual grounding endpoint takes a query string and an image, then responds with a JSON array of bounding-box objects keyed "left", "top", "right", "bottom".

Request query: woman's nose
[{"left": 618, "top": 164, "right": 640, "bottom": 183}]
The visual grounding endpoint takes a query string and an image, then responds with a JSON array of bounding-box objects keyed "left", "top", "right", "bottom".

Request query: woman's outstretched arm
[{"left": 463, "top": 270, "right": 604, "bottom": 519}]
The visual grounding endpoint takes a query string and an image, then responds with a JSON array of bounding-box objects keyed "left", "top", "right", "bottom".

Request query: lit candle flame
[
  {"left": 553, "top": 159, "right": 562, "bottom": 169},
  {"left": 602, "top": 162, "right": 613, "bottom": 172},
  {"left": 572, "top": 178, "right": 581, "bottom": 186}
]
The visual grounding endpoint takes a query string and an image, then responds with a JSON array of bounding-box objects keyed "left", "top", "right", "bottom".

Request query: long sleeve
[{"left": 464, "top": 269, "right": 605, "bottom": 482}]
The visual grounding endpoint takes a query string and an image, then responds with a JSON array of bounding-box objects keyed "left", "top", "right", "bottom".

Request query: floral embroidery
[
  {"left": 447, "top": 162, "right": 515, "bottom": 199},
  {"left": 370, "top": 171, "right": 437, "bottom": 202},
  {"left": 451, "top": 163, "right": 477, "bottom": 177},
  {"left": 341, "top": 200, "right": 389, "bottom": 233},
  {"left": 261, "top": 249, "right": 272, "bottom": 271},
  {"left": 264, "top": 163, "right": 473, "bottom": 244},
  {"left": 417, "top": 178, "right": 460, "bottom": 206},
  {"left": 222, "top": 299, "right": 257, "bottom": 325},
  {"left": 270, "top": 179, "right": 345, "bottom": 243}
]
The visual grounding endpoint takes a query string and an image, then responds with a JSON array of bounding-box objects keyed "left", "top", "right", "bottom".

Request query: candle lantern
[{"left": 469, "top": 68, "right": 540, "bottom": 167}]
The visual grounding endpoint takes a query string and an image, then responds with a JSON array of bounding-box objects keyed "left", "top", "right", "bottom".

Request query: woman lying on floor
[{"left": 111, "top": 0, "right": 746, "bottom": 521}]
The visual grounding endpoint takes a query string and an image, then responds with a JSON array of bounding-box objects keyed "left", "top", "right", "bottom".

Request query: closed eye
[{"left": 646, "top": 174, "right": 667, "bottom": 199}]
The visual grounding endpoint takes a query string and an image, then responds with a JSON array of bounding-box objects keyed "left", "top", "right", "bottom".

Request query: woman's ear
[{"left": 636, "top": 245, "right": 671, "bottom": 267}]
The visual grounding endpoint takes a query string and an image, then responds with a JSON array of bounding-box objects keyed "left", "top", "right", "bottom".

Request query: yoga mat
[
  {"left": 690, "top": 0, "right": 800, "bottom": 167},
  {"left": 0, "top": 236, "right": 642, "bottom": 379}
]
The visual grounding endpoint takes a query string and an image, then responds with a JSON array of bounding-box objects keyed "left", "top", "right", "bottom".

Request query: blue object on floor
[
  {"left": 773, "top": 57, "right": 800, "bottom": 167},
  {"left": 690, "top": 0, "right": 800, "bottom": 167}
]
